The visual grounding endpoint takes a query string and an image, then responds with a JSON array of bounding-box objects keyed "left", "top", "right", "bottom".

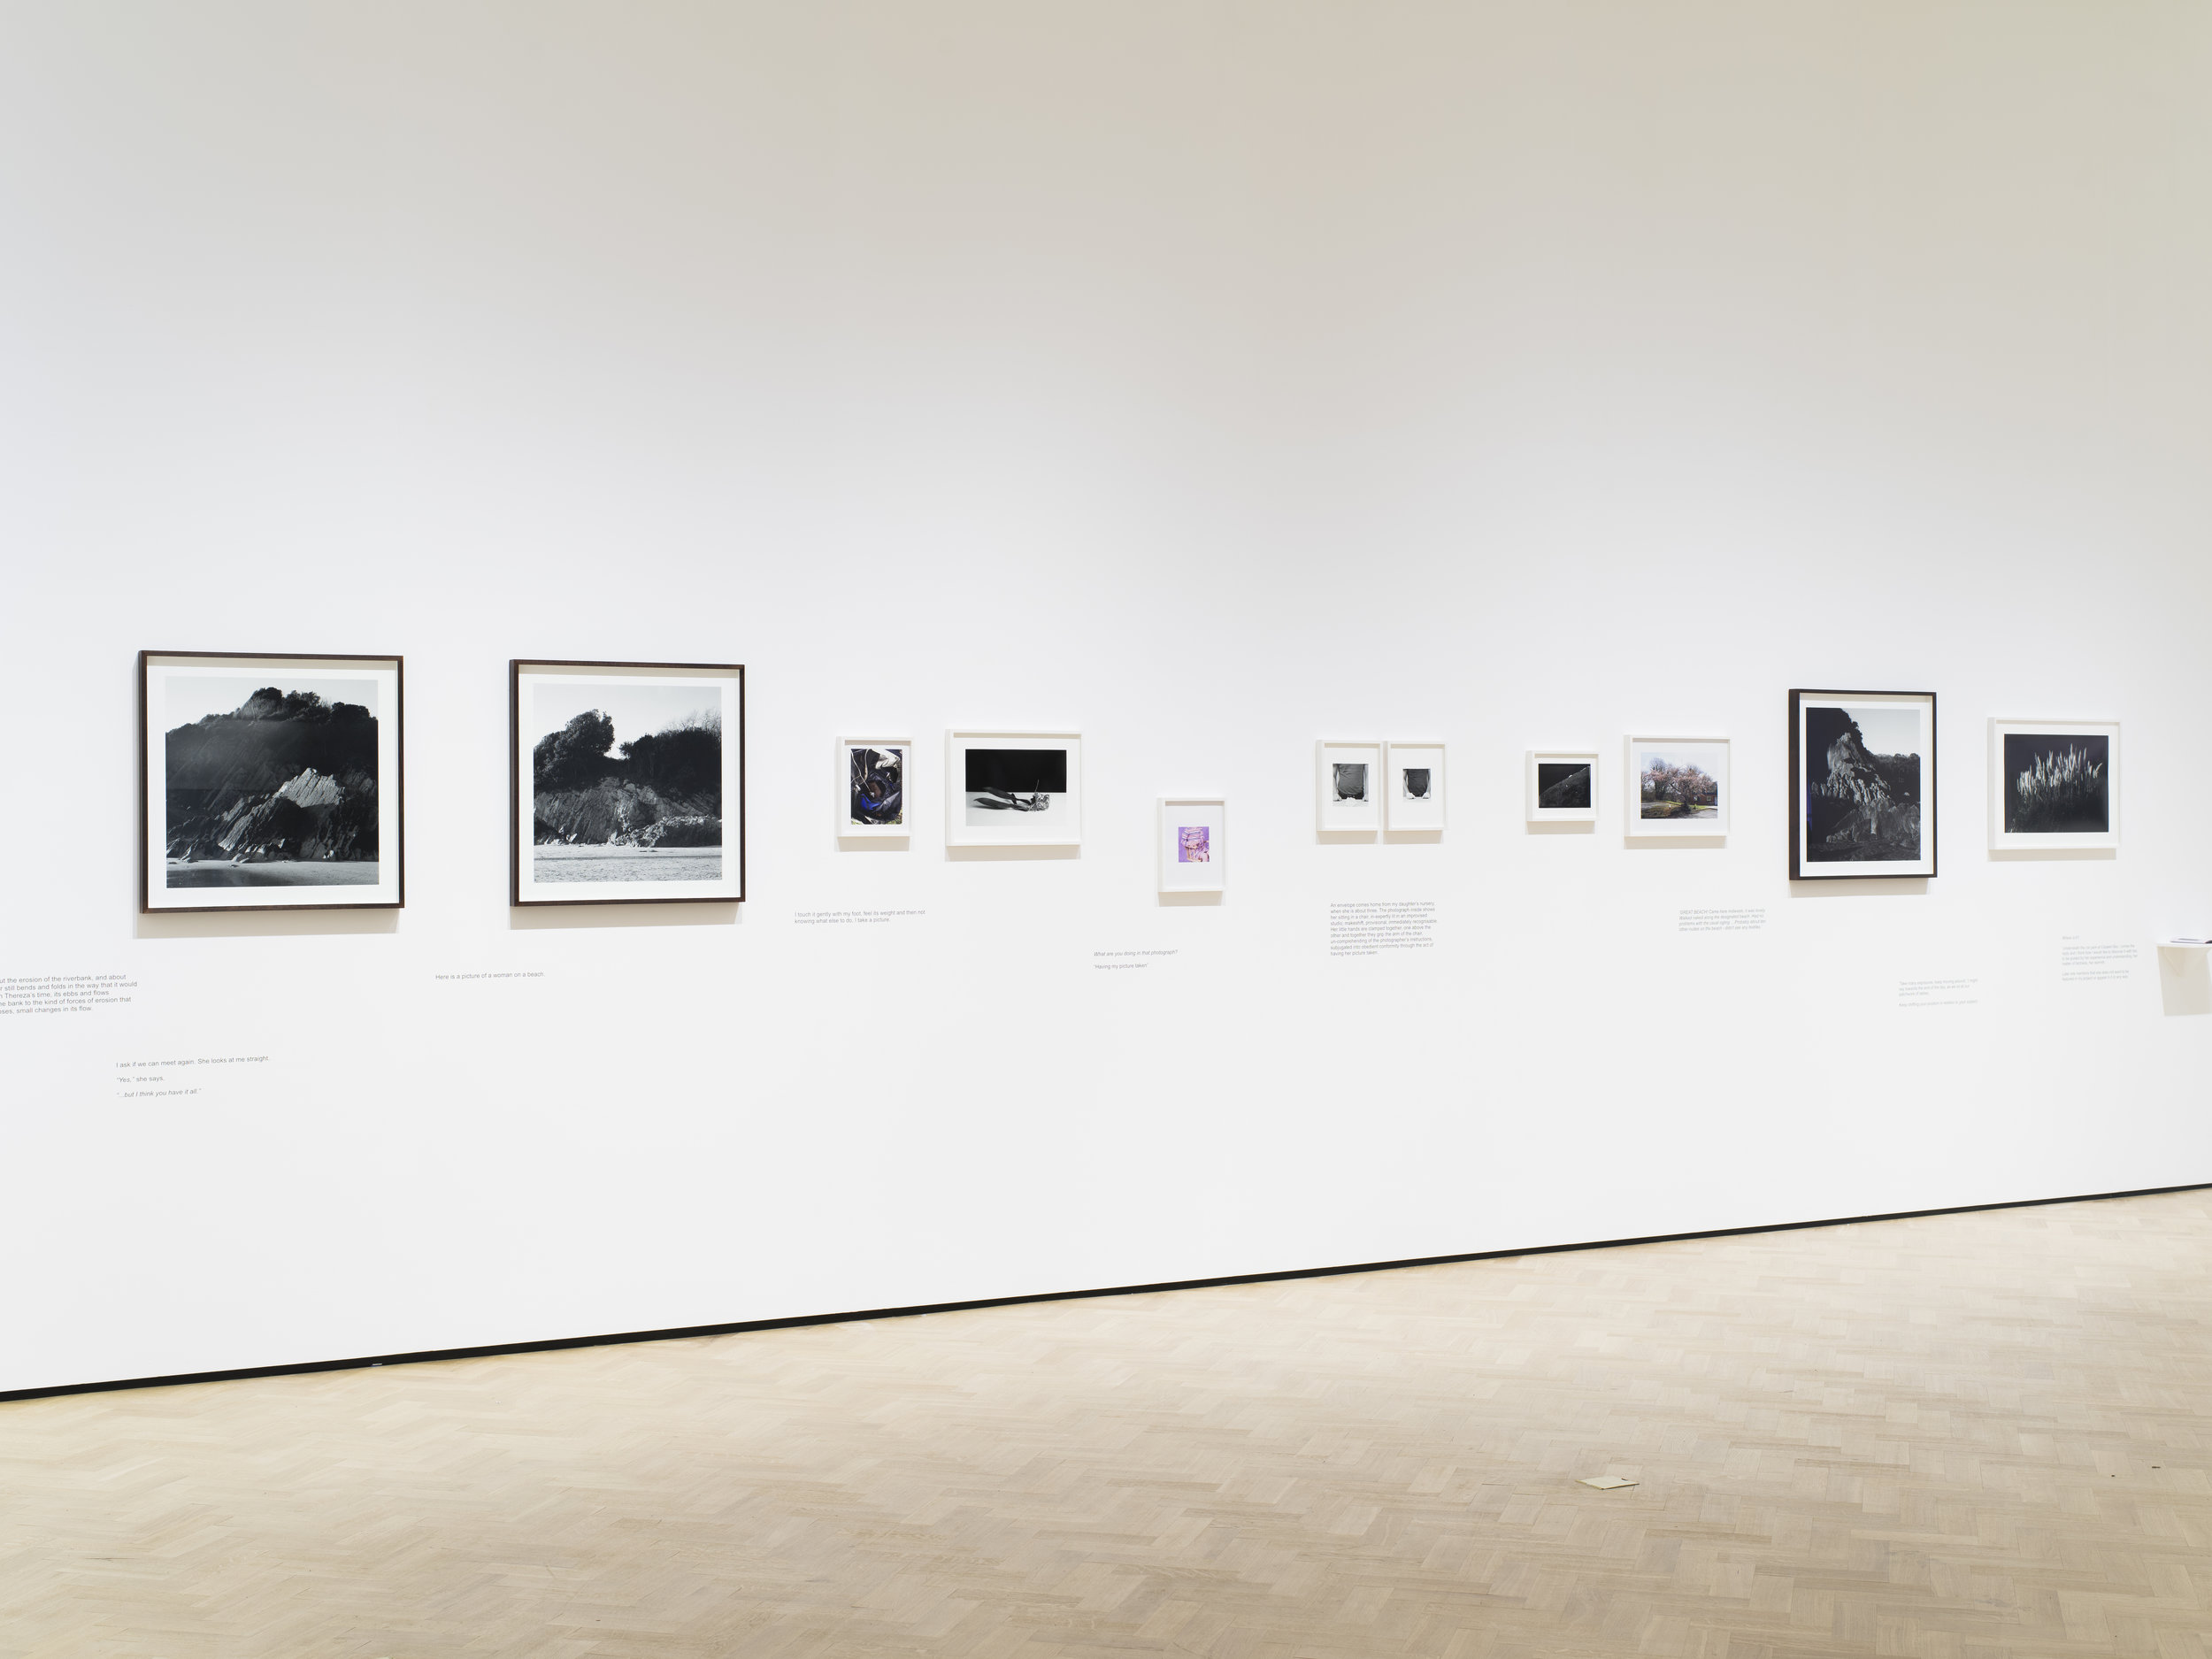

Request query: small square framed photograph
[
  {"left": 1159, "top": 796, "right": 1226, "bottom": 894},
  {"left": 1788, "top": 689, "right": 1935, "bottom": 879},
  {"left": 1383, "top": 741, "right": 1446, "bottom": 831},
  {"left": 1989, "top": 719, "right": 2118, "bottom": 851},
  {"left": 1626, "top": 735, "right": 1730, "bottom": 839},
  {"left": 838, "top": 736, "right": 910, "bottom": 840},
  {"left": 1526, "top": 749, "right": 1600, "bottom": 823},
  {"left": 512, "top": 660, "right": 746, "bottom": 905},
  {"left": 1317, "top": 741, "right": 1382, "bottom": 833},
  {"left": 141, "top": 650, "right": 403, "bottom": 912},
  {"left": 947, "top": 731, "right": 1081, "bottom": 848}
]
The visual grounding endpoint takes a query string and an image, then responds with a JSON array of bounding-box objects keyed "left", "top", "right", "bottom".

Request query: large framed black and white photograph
[
  {"left": 511, "top": 660, "right": 745, "bottom": 905},
  {"left": 1989, "top": 718, "right": 2118, "bottom": 852},
  {"left": 141, "top": 650, "right": 403, "bottom": 912},
  {"left": 946, "top": 730, "right": 1082, "bottom": 849},
  {"left": 1789, "top": 689, "right": 1936, "bottom": 879},
  {"left": 838, "top": 735, "right": 910, "bottom": 842}
]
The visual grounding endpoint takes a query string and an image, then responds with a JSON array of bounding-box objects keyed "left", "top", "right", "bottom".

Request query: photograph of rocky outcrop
[
  {"left": 1791, "top": 691, "right": 1936, "bottom": 878},
  {"left": 161, "top": 682, "right": 380, "bottom": 887},
  {"left": 1538, "top": 762, "right": 1592, "bottom": 810},
  {"left": 512, "top": 662, "right": 744, "bottom": 903}
]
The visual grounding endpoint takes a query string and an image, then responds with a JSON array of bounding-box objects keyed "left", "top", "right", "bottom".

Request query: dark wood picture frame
[
  {"left": 510, "top": 658, "right": 747, "bottom": 907},
  {"left": 139, "top": 649, "right": 405, "bottom": 913},
  {"left": 1787, "top": 687, "right": 1938, "bottom": 880}
]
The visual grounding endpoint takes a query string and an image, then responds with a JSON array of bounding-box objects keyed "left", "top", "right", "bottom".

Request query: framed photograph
[
  {"left": 838, "top": 736, "right": 910, "bottom": 840},
  {"left": 511, "top": 660, "right": 745, "bottom": 906},
  {"left": 142, "top": 651, "right": 403, "bottom": 912},
  {"left": 1317, "top": 741, "right": 1382, "bottom": 833},
  {"left": 1384, "top": 741, "right": 1446, "bottom": 831},
  {"left": 1526, "top": 749, "right": 1600, "bottom": 823},
  {"left": 1626, "top": 735, "right": 1731, "bottom": 838},
  {"left": 1989, "top": 719, "right": 2118, "bottom": 851},
  {"left": 946, "top": 731, "right": 1081, "bottom": 848},
  {"left": 1159, "top": 796, "right": 1226, "bottom": 895},
  {"left": 1788, "top": 689, "right": 1936, "bottom": 879}
]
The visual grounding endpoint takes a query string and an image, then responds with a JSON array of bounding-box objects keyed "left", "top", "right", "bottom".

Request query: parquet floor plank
[{"left": 2, "top": 1193, "right": 2208, "bottom": 1655}]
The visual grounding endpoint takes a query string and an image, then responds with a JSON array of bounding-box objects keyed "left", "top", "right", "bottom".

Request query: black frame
[
  {"left": 138, "top": 649, "right": 405, "bottom": 914},
  {"left": 509, "top": 658, "right": 747, "bottom": 907},
  {"left": 1786, "top": 687, "right": 1938, "bottom": 880}
]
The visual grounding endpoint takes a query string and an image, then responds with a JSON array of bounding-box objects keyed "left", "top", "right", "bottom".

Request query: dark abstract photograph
[
  {"left": 964, "top": 747, "right": 1066, "bottom": 814},
  {"left": 849, "top": 745, "right": 904, "bottom": 827},
  {"left": 2003, "top": 733, "right": 2108, "bottom": 834},
  {"left": 1801, "top": 703, "right": 1922, "bottom": 862},
  {"left": 162, "top": 678, "right": 381, "bottom": 888},
  {"left": 1538, "top": 762, "right": 1592, "bottom": 810}
]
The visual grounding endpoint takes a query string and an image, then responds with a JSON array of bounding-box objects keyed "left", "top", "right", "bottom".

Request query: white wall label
[
  {"left": 1899, "top": 978, "right": 1979, "bottom": 1009},
  {"left": 2060, "top": 940, "right": 2138, "bottom": 984},
  {"left": 113, "top": 1054, "right": 270, "bottom": 1101},
  {"left": 1329, "top": 901, "right": 1438, "bottom": 957},
  {"left": 1678, "top": 908, "right": 1765, "bottom": 933},
  {"left": 1094, "top": 949, "right": 1180, "bottom": 972},
  {"left": 793, "top": 910, "right": 928, "bottom": 926},
  {"left": 3, "top": 974, "right": 139, "bottom": 1017}
]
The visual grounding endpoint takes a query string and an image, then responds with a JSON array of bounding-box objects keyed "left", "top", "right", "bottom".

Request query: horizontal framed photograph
[
  {"left": 947, "top": 730, "right": 1082, "bottom": 848},
  {"left": 1384, "top": 741, "right": 1446, "bottom": 831},
  {"left": 142, "top": 650, "right": 403, "bottom": 912},
  {"left": 1317, "top": 740, "right": 1382, "bottom": 833},
  {"left": 838, "top": 735, "right": 910, "bottom": 840},
  {"left": 1989, "top": 718, "right": 2118, "bottom": 851},
  {"left": 511, "top": 660, "right": 746, "bottom": 906},
  {"left": 1626, "top": 735, "right": 1730, "bottom": 839},
  {"left": 1526, "top": 749, "right": 1599, "bottom": 823},
  {"left": 1159, "top": 795, "right": 1226, "bottom": 895},
  {"left": 1788, "top": 689, "right": 1935, "bottom": 879}
]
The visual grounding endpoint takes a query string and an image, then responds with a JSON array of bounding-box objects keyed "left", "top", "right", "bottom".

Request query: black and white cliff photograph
[
  {"left": 945, "top": 730, "right": 1082, "bottom": 848},
  {"left": 1789, "top": 689, "right": 1937, "bottom": 879},
  {"left": 1989, "top": 719, "right": 2120, "bottom": 851},
  {"left": 140, "top": 651, "right": 403, "bottom": 911},
  {"left": 511, "top": 661, "right": 745, "bottom": 904}
]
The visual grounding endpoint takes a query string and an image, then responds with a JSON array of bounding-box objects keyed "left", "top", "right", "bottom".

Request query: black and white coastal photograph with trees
[
  {"left": 140, "top": 651, "right": 403, "bottom": 911},
  {"left": 1789, "top": 689, "right": 1937, "bottom": 879},
  {"left": 511, "top": 661, "right": 745, "bottom": 903}
]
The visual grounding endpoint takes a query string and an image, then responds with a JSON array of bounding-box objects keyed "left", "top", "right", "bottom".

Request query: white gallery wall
[{"left": 4, "top": 2, "right": 2209, "bottom": 1394}]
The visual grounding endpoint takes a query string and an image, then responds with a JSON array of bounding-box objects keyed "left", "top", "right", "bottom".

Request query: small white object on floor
[{"left": 1578, "top": 1475, "right": 1638, "bottom": 1490}]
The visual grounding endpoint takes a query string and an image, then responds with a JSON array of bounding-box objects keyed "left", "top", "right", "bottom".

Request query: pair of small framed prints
[
  {"left": 1316, "top": 741, "right": 1446, "bottom": 832},
  {"left": 837, "top": 731, "right": 1085, "bottom": 849},
  {"left": 1521, "top": 740, "right": 1732, "bottom": 838}
]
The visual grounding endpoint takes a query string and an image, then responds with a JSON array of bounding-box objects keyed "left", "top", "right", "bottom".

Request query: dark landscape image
[
  {"left": 1538, "top": 762, "right": 1592, "bottom": 810},
  {"left": 2004, "top": 733, "right": 2108, "bottom": 834},
  {"left": 1802, "top": 706, "right": 1921, "bottom": 861},
  {"left": 965, "top": 747, "right": 1065, "bottom": 814},
  {"left": 533, "top": 703, "right": 721, "bottom": 881},
  {"left": 849, "top": 746, "right": 903, "bottom": 826},
  {"left": 1638, "top": 754, "right": 1720, "bottom": 819},
  {"left": 165, "top": 687, "right": 379, "bottom": 887}
]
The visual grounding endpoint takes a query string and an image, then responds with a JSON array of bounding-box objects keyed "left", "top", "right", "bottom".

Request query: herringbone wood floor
[{"left": 4, "top": 1192, "right": 2210, "bottom": 1657}]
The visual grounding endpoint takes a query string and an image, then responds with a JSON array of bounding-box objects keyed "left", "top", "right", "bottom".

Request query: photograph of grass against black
[{"left": 2004, "top": 733, "right": 2109, "bottom": 835}]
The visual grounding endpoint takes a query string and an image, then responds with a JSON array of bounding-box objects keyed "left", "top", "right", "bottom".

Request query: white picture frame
[
  {"left": 837, "top": 735, "right": 911, "bottom": 841},
  {"left": 1526, "top": 749, "right": 1600, "bottom": 823},
  {"left": 1317, "top": 741, "right": 1383, "bottom": 833},
  {"left": 1989, "top": 718, "right": 2119, "bottom": 851},
  {"left": 1383, "top": 741, "right": 1446, "bottom": 831},
  {"left": 1625, "top": 735, "right": 1730, "bottom": 839},
  {"left": 1159, "top": 796, "right": 1226, "bottom": 894},
  {"left": 946, "top": 730, "right": 1082, "bottom": 849}
]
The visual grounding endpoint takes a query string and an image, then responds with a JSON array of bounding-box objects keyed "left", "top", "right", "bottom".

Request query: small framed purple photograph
[{"left": 1159, "top": 795, "right": 1226, "bottom": 897}]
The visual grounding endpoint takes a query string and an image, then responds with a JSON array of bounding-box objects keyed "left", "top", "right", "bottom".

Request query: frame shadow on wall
[
  {"left": 946, "top": 844, "right": 1078, "bottom": 863},
  {"left": 135, "top": 907, "right": 399, "bottom": 941},
  {"left": 1785, "top": 875, "right": 1928, "bottom": 898},
  {"left": 511, "top": 901, "right": 740, "bottom": 931}
]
